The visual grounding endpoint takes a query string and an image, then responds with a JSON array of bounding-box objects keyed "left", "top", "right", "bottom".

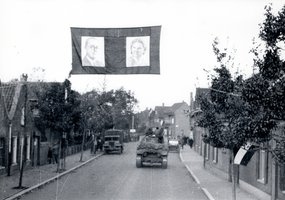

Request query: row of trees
[
  {"left": 197, "top": 4, "right": 285, "bottom": 200},
  {"left": 34, "top": 80, "right": 138, "bottom": 145}
]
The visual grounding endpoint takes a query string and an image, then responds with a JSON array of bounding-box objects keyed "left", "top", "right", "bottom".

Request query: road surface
[{"left": 20, "top": 142, "right": 207, "bottom": 200}]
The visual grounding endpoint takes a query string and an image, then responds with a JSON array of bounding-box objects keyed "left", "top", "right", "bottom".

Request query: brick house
[
  {"left": 0, "top": 75, "right": 34, "bottom": 175},
  {"left": 151, "top": 102, "right": 190, "bottom": 138},
  {"left": 190, "top": 87, "right": 285, "bottom": 200},
  {"left": 0, "top": 76, "right": 57, "bottom": 175}
]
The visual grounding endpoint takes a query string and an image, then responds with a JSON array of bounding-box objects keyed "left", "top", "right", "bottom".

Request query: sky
[{"left": 0, "top": 0, "right": 284, "bottom": 112}]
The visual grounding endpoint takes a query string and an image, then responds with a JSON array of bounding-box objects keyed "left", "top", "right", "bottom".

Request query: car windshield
[{"left": 105, "top": 136, "right": 119, "bottom": 141}]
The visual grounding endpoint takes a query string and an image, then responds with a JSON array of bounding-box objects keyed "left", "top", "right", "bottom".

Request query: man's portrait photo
[
  {"left": 126, "top": 36, "right": 150, "bottom": 67},
  {"left": 81, "top": 36, "right": 105, "bottom": 67}
]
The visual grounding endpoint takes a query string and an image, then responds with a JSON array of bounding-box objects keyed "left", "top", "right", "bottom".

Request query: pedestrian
[
  {"left": 188, "top": 138, "right": 194, "bottom": 148},
  {"left": 145, "top": 128, "right": 153, "bottom": 136},
  {"left": 94, "top": 135, "right": 98, "bottom": 154},
  {"left": 52, "top": 142, "right": 59, "bottom": 164},
  {"left": 97, "top": 134, "right": 103, "bottom": 152},
  {"left": 158, "top": 127, "right": 164, "bottom": 143},
  {"left": 181, "top": 135, "right": 187, "bottom": 149},
  {"left": 47, "top": 146, "right": 53, "bottom": 164}
]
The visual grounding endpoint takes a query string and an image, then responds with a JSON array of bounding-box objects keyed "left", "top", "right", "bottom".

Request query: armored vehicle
[{"left": 136, "top": 135, "right": 168, "bottom": 169}]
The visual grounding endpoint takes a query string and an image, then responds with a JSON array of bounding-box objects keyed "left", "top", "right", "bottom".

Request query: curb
[
  {"left": 179, "top": 150, "right": 216, "bottom": 200},
  {"left": 4, "top": 153, "right": 104, "bottom": 200}
]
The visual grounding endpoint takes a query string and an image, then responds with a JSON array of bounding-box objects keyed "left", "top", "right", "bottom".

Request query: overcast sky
[{"left": 0, "top": 0, "right": 284, "bottom": 111}]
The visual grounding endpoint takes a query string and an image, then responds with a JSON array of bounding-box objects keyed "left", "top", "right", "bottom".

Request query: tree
[
  {"left": 80, "top": 88, "right": 138, "bottom": 132},
  {"left": 198, "top": 39, "right": 254, "bottom": 200},
  {"left": 244, "top": 4, "right": 285, "bottom": 165},
  {"left": 198, "top": 4, "right": 285, "bottom": 200},
  {"left": 78, "top": 88, "right": 137, "bottom": 159},
  {"left": 34, "top": 79, "right": 81, "bottom": 171}
]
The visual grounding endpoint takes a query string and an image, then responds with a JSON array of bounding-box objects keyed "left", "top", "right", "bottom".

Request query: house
[
  {"left": 149, "top": 102, "right": 190, "bottom": 138},
  {"left": 0, "top": 75, "right": 57, "bottom": 175},
  {"left": 0, "top": 75, "right": 34, "bottom": 175},
  {"left": 190, "top": 87, "right": 285, "bottom": 200}
]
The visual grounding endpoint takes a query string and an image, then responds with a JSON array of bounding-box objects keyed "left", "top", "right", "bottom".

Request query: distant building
[{"left": 145, "top": 101, "right": 190, "bottom": 138}]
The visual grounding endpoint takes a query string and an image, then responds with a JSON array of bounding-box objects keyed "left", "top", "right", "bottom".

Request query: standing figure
[
  {"left": 145, "top": 128, "right": 154, "bottom": 136},
  {"left": 52, "top": 142, "right": 59, "bottom": 164},
  {"left": 97, "top": 134, "right": 103, "bottom": 152},
  {"left": 188, "top": 138, "right": 194, "bottom": 149},
  {"left": 47, "top": 146, "right": 53, "bottom": 164}
]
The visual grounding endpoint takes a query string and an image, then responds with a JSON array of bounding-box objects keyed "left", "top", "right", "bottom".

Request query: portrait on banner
[
  {"left": 81, "top": 36, "right": 105, "bottom": 67},
  {"left": 126, "top": 36, "right": 150, "bottom": 67}
]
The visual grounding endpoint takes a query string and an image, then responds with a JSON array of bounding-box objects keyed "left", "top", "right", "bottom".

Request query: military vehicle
[
  {"left": 103, "top": 129, "right": 124, "bottom": 154},
  {"left": 136, "top": 135, "right": 169, "bottom": 168}
]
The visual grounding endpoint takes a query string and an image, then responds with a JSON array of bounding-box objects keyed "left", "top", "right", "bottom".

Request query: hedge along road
[{"left": 20, "top": 142, "right": 207, "bottom": 200}]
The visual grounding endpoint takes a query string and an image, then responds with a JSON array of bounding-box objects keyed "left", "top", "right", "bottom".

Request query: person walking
[
  {"left": 47, "top": 146, "right": 53, "bottom": 164},
  {"left": 181, "top": 135, "right": 187, "bottom": 150},
  {"left": 52, "top": 142, "right": 59, "bottom": 164},
  {"left": 97, "top": 134, "right": 103, "bottom": 152},
  {"left": 188, "top": 138, "right": 194, "bottom": 148},
  {"left": 93, "top": 134, "right": 98, "bottom": 154}
]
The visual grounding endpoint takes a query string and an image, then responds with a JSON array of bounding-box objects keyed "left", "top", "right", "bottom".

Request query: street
[{"left": 20, "top": 142, "right": 207, "bottom": 200}]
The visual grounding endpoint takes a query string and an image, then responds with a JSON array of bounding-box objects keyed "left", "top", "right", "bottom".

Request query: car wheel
[
  {"left": 136, "top": 156, "right": 142, "bottom": 168},
  {"left": 162, "top": 157, "right": 167, "bottom": 169}
]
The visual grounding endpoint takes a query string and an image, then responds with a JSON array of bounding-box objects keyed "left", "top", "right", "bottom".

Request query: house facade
[
  {"left": 190, "top": 87, "right": 285, "bottom": 200},
  {"left": 149, "top": 102, "right": 190, "bottom": 138},
  {"left": 0, "top": 76, "right": 55, "bottom": 175},
  {"left": 0, "top": 76, "right": 35, "bottom": 175}
]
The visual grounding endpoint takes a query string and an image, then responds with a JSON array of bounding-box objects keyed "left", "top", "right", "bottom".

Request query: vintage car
[{"left": 168, "top": 138, "right": 180, "bottom": 152}]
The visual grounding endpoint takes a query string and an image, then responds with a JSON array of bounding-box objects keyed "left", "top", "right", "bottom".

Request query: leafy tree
[
  {"left": 80, "top": 88, "right": 138, "bottom": 132},
  {"left": 244, "top": 4, "right": 285, "bottom": 165},
  {"left": 34, "top": 79, "right": 81, "bottom": 169},
  {"left": 35, "top": 80, "right": 81, "bottom": 138},
  {"left": 198, "top": 40, "right": 252, "bottom": 200},
  {"left": 198, "top": 4, "right": 285, "bottom": 199}
]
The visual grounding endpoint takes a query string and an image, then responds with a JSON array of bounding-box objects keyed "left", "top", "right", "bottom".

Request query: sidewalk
[
  {"left": 180, "top": 147, "right": 260, "bottom": 200},
  {"left": 0, "top": 150, "right": 103, "bottom": 200}
]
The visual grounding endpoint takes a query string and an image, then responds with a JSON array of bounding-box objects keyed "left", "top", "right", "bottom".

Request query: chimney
[{"left": 162, "top": 103, "right": 164, "bottom": 107}]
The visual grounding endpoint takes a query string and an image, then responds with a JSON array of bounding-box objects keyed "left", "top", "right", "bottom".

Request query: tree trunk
[
  {"left": 203, "top": 142, "right": 206, "bottom": 168},
  {"left": 231, "top": 150, "right": 236, "bottom": 200},
  {"left": 80, "top": 131, "right": 85, "bottom": 162},
  {"left": 57, "top": 139, "right": 62, "bottom": 173},
  {"left": 228, "top": 149, "right": 232, "bottom": 182}
]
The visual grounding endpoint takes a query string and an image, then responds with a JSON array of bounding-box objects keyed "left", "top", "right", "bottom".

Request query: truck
[
  {"left": 103, "top": 129, "right": 124, "bottom": 154},
  {"left": 136, "top": 135, "right": 169, "bottom": 169}
]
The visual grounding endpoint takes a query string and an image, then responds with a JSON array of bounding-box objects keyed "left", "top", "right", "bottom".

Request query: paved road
[{"left": 21, "top": 142, "right": 207, "bottom": 200}]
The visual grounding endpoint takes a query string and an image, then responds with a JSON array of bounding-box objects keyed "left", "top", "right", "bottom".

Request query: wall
[{"left": 174, "top": 103, "right": 190, "bottom": 137}]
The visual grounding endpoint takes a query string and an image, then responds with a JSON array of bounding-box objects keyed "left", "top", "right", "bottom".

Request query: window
[
  {"left": 213, "top": 147, "right": 218, "bottom": 163},
  {"left": 257, "top": 149, "right": 267, "bottom": 184},
  {"left": 0, "top": 138, "right": 5, "bottom": 167},
  {"left": 26, "top": 136, "right": 30, "bottom": 160},
  {"left": 12, "top": 137, "right": 17, "bottom": 164}
]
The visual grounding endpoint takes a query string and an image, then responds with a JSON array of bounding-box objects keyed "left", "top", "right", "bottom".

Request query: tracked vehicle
[{"left": 136, "top": 135, "right": 168, "bottom": 169}]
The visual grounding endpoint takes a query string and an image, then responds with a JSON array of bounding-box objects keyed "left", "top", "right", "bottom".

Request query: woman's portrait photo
[{"left": 126, "top": 36, "right": 150, "bottom": 67}]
